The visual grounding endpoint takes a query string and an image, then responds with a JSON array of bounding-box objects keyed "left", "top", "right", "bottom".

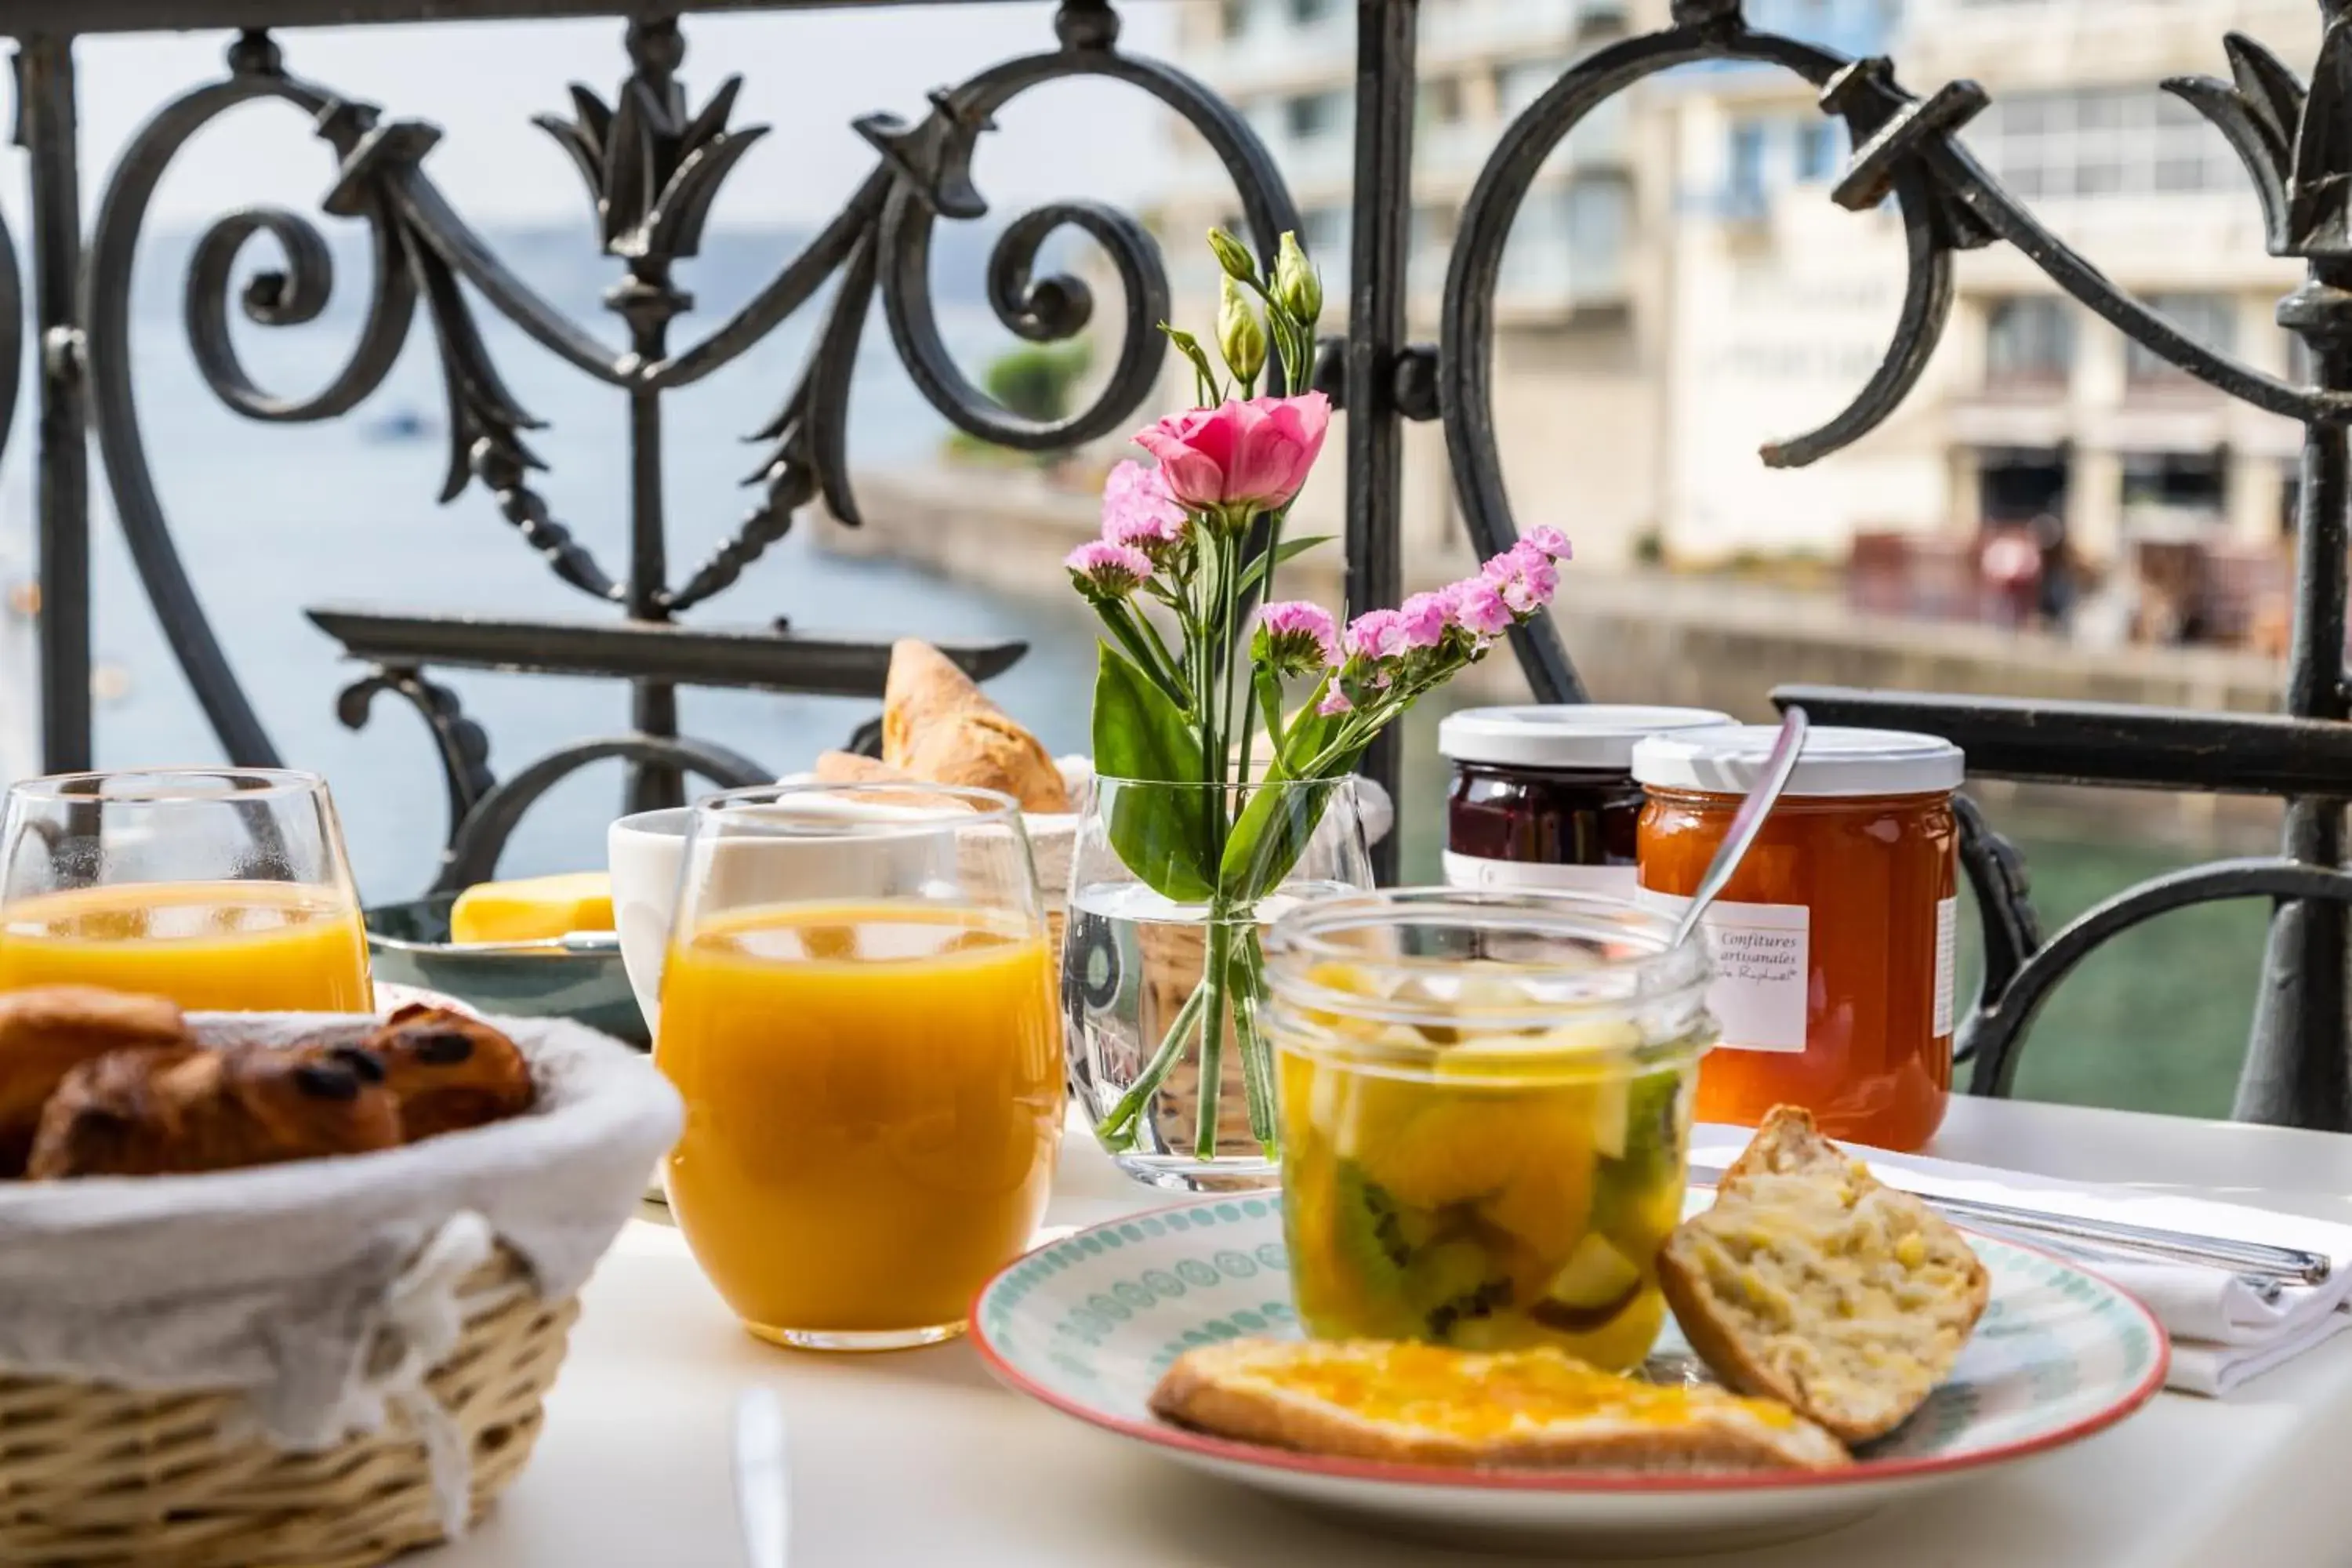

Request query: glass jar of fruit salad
[
  {"left": 1441, "top": 706, "right": 1734, "bottom": 898},
  {"left": 1632, "top": 726, "right": 1963, "bottom": 1153},
  {"left": 1262, "top": 889, "right": 1715, "bottom": 1372}
]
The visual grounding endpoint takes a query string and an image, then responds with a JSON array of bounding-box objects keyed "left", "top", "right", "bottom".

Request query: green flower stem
[
  {"left": 1096, "top": 973, "right": 1210, "bottom": 1148},
  {"left": 1230, "top": 926, "right": 1276, "bottom": 1153},
  {"left": 1236, "top": 507, "right": 1283, "bottom": 789},
  {"left": 1254, "top": 666, "right": 1289, "bottom": 758},
  {"left": 1134, "top": 606, "right": 1188, "bottom": 699},
  {"left": 1196, "top": 913, "right": 1235, "bottom": 1159},
  {"left": 1100, "top": 602, "right": 1187, "bottom": 708}
]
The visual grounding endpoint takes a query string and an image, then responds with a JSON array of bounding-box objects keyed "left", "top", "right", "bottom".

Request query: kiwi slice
[
  {"left": 1330, "top": 1160, "right": 1417, "bottom": 1296},
  {"left": 1406, "top": 1240, "right": 1515, "bottom": 1342}
]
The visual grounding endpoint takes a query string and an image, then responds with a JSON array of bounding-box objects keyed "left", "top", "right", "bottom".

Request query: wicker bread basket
[
  {"left": 0, "top": 1011, "right": 677, "bottom": 1568},
  {"left": 0, "top": 1247, "right": 572, "bottom": 1568}
]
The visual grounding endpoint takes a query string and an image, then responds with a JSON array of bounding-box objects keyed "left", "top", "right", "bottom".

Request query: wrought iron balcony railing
[{"left": 8, "top": 0, "right": 2352, "bottom": 1131}]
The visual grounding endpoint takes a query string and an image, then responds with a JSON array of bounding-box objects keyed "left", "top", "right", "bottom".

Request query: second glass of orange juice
[
  {"left": 0, "top": 769, "right": 371, "bottom": 1011},
  {"left": 655, "top": 783, "right": 1061, "bottom": 1352}
]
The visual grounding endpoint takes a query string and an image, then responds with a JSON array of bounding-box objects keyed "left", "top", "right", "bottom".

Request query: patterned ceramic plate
[{"left": 971, "top": 1194, "right": 2168, "bottom": 1557}]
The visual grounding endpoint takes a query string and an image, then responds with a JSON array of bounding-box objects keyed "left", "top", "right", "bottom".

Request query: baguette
[
  {"left": 1657, "top": 1107, "right": 1988, "bottom": 1444},
  {"left": 1149, "top": 1338, "right": 1849, "bottom": 1472}
]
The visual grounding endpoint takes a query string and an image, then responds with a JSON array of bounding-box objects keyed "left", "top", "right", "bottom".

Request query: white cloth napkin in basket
[
  {"left": 0, "top": 1012, "right": 681, "bottom": 1530},
  {"left": 1691, "top": 1126, "right": 2352, "bottom": 1397}
]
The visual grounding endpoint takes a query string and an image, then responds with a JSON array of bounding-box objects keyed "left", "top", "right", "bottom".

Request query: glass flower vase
[{"left": 1063, "top": 776, "right": 1373, "bottom": 1192}]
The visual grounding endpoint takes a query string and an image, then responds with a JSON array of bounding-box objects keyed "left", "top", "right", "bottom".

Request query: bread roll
[{"left": 1658, "top": 1107, "right": 1989, "bottom": 1444}]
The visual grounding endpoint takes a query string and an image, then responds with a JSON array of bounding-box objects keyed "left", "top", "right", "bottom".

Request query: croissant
[
  {"left": 28, "top": 1040, "right": 402, "bottom": 1178},
  {"left": 360, "top": 1004, "right": 537, "bottom": 1142},
  {"left": 0, "top": 986, "right": 190, "bottom": 1175},
  {"left": 882, "top": 639, "right": 992, "bottom": 768}
]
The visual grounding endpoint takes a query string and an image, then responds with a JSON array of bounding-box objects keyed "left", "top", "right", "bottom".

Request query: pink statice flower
[
  {"left": 1132, "top": 393, "right": 1333, "bottom": 523},
  {"left": 1101, "top": 460, "right": 1188, "bottom": 554},
  {"left": 1482, "top": 540, "right": 1560, "bottom": 615},
  {"left": 1255, "top": 601, "right": 1341, "bottom": 672},
  {"left": 1065, "top": 540, "right": 1153, "bottom": 601},
  {"left": 1396, "top": 591, "right": 1452, "bottom": 650},
  {"left": 1345, "top": 608, "right": 1414, "bottom": 662},
  {"left": 1522, "top": 525, "right": 1573, "bottom": 561},
  {"left": 1442, "top": 578, "right": 1515, "bottom": 638},
  {"left": 1316, "top": 685, "right": 1355, "bottom": 717}
]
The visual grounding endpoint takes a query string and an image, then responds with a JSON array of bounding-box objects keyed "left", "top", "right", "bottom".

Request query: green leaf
[
  {"left": 1238, "top": 535, "right": 1335, "bottom": 599},
  {"left": 1219, "top": 779, "right": 1339, "bottom": 904},
  {"left": 1092, "top": 646, "right": 1218, "bottom": 902},
  {"left": 1275, "top": 703, "right": 1342, "bottom": 775}
]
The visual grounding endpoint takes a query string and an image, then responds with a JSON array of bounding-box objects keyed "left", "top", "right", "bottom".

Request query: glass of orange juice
[
  {"left": 655, "top": 782, "right": 1061, "bottom": 1352},
  {"left": 0, "top": 768, "right": 372, "bottom": 1011}
]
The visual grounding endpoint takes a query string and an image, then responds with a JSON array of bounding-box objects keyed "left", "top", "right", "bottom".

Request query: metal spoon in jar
[{"left": 1669, "top": 706, "right": 1809, "bottom": 950}]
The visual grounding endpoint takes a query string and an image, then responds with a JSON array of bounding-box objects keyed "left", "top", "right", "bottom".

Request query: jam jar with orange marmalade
[{"left": 1630, "top": 727, "right": 1963, "bottom": 1152}]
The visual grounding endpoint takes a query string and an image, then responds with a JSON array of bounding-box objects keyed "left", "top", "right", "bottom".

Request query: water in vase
[{"left": 1063, "top": 878, "right": 1357, "bottom": 1192}]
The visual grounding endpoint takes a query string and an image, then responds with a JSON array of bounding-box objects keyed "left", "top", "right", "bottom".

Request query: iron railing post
[
  {"left": 2238, "top": 263, "right": 2352, "bottom": 1129},
  {"left": 1345, "top": 0, "right": 1417, "bottom": 884},
  {"left": 615, "top": 15, "right": 687, "bottom": 816},
  {"left": 17, "top": 33, "right": 88, "bottom": 775}
]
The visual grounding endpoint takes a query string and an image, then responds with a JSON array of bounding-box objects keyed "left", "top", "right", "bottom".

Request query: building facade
[
  {"left": 1657, "top": 0, "right": 2313, "bottom": 574},
  {"left": 1156, "top": 0, "right": 1653, "bottom": 575},
  {"left": 1157, "top": 0, "right": 2315, "bottom": 577}
]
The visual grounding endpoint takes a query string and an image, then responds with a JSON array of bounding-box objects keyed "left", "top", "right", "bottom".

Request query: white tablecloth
[{"left": 423, "top": 1096, "right": 2352, "bottom": 1567}]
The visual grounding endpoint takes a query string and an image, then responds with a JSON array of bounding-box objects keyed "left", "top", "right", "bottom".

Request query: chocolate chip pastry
[
  {"left": 26, "top": 1039, "right": 401, "bottom": 1178},
  {"left": 0, "top": 986, "right": 191, "bottom": 1174},
  {"left": 359, "top": 1004, "right": 536, "bottom": 1142}
]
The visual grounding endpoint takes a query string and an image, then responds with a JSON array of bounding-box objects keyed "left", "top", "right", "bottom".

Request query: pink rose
[
  {"left": 1102, "top": 460, "right": 1187, "bottom": 550},
  {"left": 1443, "top": 579, "right": 1514, "bottom": 637},
  {"left": 1131, "top": 392, "right": 1333, "bottom": 520},
  {"left": 1396, "top": 592, "right": 1451, "bottom": 650}
]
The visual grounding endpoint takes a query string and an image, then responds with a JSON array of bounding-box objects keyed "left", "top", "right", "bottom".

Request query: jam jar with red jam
[{"left": 1441, "top": 706, "right": 1735, "bottom": 898}]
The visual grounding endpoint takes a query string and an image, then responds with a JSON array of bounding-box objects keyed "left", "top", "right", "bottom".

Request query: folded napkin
[{"left": 1690, "top": 1125, "right": 2352, "bottom": 1397}]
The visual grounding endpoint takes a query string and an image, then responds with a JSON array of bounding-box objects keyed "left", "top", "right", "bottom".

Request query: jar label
[
  {"left": 1934, "top": 895, "right": 1958, "bottom": 1039},
  {"left": 1443, "top": 852, "right": 1639, "bottom": 898},
  {"left": 1634, "top": 889, "right": 1810, "bottom": 1053}
]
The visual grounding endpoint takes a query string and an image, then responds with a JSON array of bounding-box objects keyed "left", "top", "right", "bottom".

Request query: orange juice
[
  {"left": 0, "top": 881, "right": 372, "bottom": 1011},
  {"left": 656, "top": 900, "right": 1061, "bottom": 1345}
]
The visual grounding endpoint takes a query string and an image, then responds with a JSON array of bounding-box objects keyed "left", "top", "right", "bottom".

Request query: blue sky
[{"left": 51, "top": 7, "right": 1176, "bottom": 230}]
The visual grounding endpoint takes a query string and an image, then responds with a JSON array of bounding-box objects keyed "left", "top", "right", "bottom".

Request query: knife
[
  {"left": 1689, "top": 1163, "right": 2331, "bottom": 1287},
  {"left": 734, "top": 1388, "right": 790, "bottom": 1568}
]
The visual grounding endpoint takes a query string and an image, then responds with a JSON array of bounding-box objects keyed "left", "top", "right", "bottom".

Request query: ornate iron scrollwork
[
  {"left": 1435, "top": 0, "right": 2352, "bottom": 1117},
  {"left": 69, "top": 2, "right": 1300, "bottom": 887},
  {"left": 333, "top": 665, "right": 495, "bottom": 852}
]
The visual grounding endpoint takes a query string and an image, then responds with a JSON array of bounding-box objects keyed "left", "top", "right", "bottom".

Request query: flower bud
[
  {"left": 1218, "top": 275, "right": 1269, "bottom": 387},
  {"left": 1207, "top": 227, "right": 1258, "bottom": 284},
  {"left": 1274, "top": 230, "right": 1323, "bottom": 326}
]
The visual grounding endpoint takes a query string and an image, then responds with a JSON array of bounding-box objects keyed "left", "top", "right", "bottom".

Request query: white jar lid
[
  {"left": 1632, "top": 725, "right": 1964, "bottom": 798},
  {"left": 1439, "top": 706, "right": 1738, "bottom": 771}
]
